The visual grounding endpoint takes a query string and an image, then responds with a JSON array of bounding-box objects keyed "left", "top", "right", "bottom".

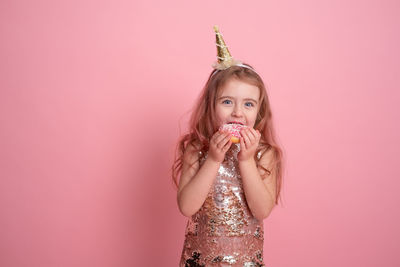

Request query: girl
[{"left": 172, "top": 26, "right": 284, "bottom": 267}]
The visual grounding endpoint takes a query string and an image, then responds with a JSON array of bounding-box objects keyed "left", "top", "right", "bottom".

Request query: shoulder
[
  {"left": 182, "top": 141, "right": 202, "bottom": 173},
  {"left": 257, "top": 146, "right": 275, "bottom": 177},
  {"left": 178, "top": 141, "right": 202, "bottom": 193},
  {"left": 257, "top": 146, "right": 278, "bottom": 202},
  {"left": 183, "top": 141, "right": 202, "bottom": 162},
  {"left": 258, "top": 146, "right": 274, "bottom": 163}
]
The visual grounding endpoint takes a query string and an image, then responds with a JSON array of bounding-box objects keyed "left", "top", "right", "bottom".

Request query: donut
[{"left": 219, "top": 123, "right": 247, "bottom": 144}]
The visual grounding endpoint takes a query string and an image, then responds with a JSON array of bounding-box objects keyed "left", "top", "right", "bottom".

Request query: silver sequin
[{"left": 180, "top": 144, "right": 265, "bottom": 267}]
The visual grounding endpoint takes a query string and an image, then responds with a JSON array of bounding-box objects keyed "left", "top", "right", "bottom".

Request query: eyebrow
[{"left": 217, "top": 96, "right": 258, "bottom": 104}]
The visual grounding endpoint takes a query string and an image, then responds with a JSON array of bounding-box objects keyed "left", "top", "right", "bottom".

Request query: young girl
[{"left": 172, "top": 26, "right": 284, "bottom": 267}]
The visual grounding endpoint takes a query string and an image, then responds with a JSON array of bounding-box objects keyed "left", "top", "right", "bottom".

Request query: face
[{"left": 215, "top": 78, "right": 260, "bottom": 129}]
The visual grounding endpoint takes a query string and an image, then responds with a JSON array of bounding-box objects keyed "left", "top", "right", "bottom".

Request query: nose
[{"left": 232, "top": 104, "right": 243, "bottom": 117}]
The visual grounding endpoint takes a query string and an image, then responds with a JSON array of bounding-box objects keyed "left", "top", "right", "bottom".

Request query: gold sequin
[{"left": 180, "top": 144, "right": 265, "bottom": 266}]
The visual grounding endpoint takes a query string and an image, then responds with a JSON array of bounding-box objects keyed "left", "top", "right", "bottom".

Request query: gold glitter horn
[{"left": 212, "top": 25, "right": 242, "bottom": 70}]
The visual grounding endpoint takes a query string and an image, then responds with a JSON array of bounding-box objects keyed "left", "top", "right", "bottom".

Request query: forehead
[{"left": 218, "top": 78, "right": 260, "bottom": 99}]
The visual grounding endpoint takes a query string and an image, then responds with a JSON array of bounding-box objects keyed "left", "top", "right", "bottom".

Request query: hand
[
  {"left": 238, "top": 127, "right": 261, "bottom": 162},
  {"left": 208, "top": 130, "right": 232, "bottom": 163}
]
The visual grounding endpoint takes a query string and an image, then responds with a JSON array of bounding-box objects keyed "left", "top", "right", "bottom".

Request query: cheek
[
  {"left": 216, "top": 105, "right": 228, "bottom": 116},
  {"left": 215, "top": 107, "right": 225, "bottom": 123},
  {"left": 248, "top": 110, "right": 258, "bottom": 124},
  {"left": 249, "top": 109, "right": 258, "bottom": 118}
]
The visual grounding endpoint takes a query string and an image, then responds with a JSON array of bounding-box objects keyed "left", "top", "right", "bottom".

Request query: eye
[
  {"left": 245, "top": 102, "right": 254, "bottom": 107},
  {"left": 222, "top": 99, "right": 232, "bottom": 105}
]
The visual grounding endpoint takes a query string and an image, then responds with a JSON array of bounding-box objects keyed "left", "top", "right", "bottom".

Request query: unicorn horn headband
[{"left": 211, "top": 25, "right": 257, "bottom": 74}]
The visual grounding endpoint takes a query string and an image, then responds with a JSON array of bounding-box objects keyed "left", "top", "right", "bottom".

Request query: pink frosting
[{"left": 219, "top": 123, "right": 247, "bottom": 138}]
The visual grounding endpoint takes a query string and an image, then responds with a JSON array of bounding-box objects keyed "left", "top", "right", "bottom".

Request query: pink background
[{"left": 1, "top": 0, "right": 399, "bottom": 266}]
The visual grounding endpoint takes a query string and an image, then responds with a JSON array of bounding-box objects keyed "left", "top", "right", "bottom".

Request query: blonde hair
[{"left": 172, "top": 64, "right": 285, "bottom": 205}]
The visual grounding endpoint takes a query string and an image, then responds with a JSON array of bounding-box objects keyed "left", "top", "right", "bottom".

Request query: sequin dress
[{"left": 180, "top": 143, "right": 265, "bottom": 267}]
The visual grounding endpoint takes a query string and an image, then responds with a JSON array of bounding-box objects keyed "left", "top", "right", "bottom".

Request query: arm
[
  {"left": 239, "top": 155, "right": 276, "bottom": 220},
  {"left": 177, "top": 131, "right": 232, "bottom": 217},
  {"left": 238, "top": 128, "right": 277, "bottom": 221},
  {"left": 177, "top": 151, "right": 220, "bottom": 217}
]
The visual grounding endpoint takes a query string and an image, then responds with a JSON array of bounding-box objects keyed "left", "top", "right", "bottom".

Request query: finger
[
  {"left": 222, "top": 139, "right": 232, "bottom": 151},
  {"left": 211, "top": 130, "right": 221, "bottom": 142},
  {"left": 243, "top": 128, "right": 255, "bottom": 143},
  {"left": 212, "top": 130, "right": 226, "bottom": 144},
  {"left": 250, "top": 128, "right": 261, "bottom": 143},
  {"left": 242, "top": 129, "right": 251, "bottom": 146},
  {"left": 216, "top": 131, "right": 231, "bottom": 143},
  {"left": 255, "top": 129, "right": 261, "bottom": 140},
  {"left": 249, "top": 128, "right": 260, "bottom": 144},
  {"left": 247, "top": 128, "right": 258, "bottom": 143},
  {"left": 215, "top": 131, "right": 230, "bottom": 146},
  {"left": 240, "top": 133, "right": 246, "bottom": 150},
  {"left": 218, "top": 132, "right": 232, "bottom": 148}
]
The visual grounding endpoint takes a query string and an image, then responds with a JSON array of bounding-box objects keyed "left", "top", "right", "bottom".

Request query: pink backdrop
[{"left": 1, "top": 0, "right": 399, "bottom": 266}]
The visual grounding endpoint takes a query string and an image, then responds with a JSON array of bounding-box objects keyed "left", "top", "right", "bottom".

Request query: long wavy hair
[{"left": 172, "top": 64, "right": 285, "bottom": 205}]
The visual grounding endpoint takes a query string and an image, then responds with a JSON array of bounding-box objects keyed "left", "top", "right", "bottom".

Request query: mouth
[{"left": 228, "top": 121, "right": 244, "bottom": 125}]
